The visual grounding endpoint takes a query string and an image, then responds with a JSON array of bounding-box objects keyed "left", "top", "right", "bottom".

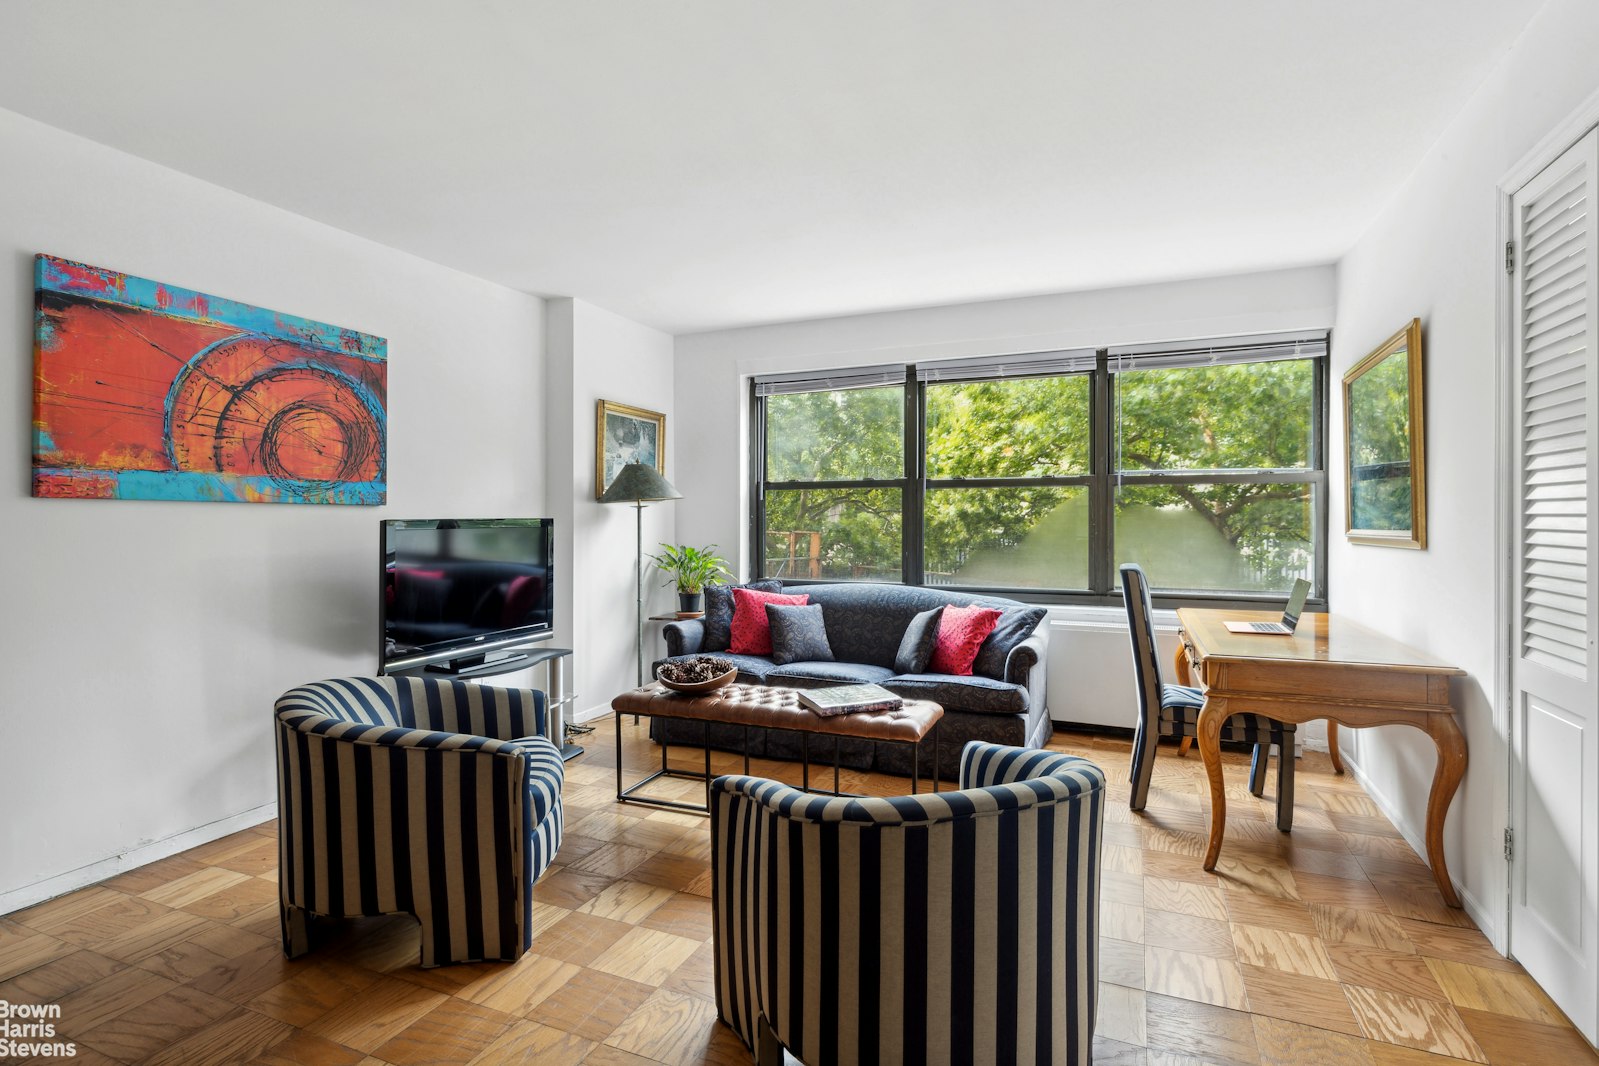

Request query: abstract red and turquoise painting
[{"left": 32, "top": 254, "right": 387, "bottom": 504}]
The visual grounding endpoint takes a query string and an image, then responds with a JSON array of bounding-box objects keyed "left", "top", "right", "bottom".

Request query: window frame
[{"left": 750, "top": 342, "right": 1330, "bottom": 610}]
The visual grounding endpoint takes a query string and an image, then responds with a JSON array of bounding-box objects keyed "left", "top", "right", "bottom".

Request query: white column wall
[{"left": 546, "top": 298, "right": 676, "bottom": 719}]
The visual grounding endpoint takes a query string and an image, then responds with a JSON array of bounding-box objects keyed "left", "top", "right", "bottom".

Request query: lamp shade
[{"left": 599, "top": 463, "right": 682, "bottom": 504}]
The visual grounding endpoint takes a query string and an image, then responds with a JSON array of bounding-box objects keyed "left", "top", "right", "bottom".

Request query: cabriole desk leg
[
  {"left": 1198, "top": 696, "right": 1230, "bottom": 871},
  {"left": 1327, "top": 722, "right": 1346, "bottom": 774},
  {"left": 1424, "top": 713, "right": 1468, "bottom": 908}
]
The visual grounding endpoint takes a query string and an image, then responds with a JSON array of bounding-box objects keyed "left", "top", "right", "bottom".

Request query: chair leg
[
  {"left": 756, "top": 1015, "right": 783, "bottom": 1066},
  {"left": 1177, "top": 737, "right": 1193, "bottom": 757},
  {"left": 1130, "top": 723, "right": 1160, "bottom": 811},
  {"left": 1248, "top": 743, "right": 1268, "bottom": 797},
  {"left": 280, "top": 903, "right": 313, "bottom": 960},
  {"left": 1276, "top": 738, "right": 1296, "bottom": 833}
]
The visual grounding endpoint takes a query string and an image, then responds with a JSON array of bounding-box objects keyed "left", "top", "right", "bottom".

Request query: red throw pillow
[
  {"left": 928, "top": 604, "right": 1004, "bottom": 676},
  {"left": 729, "top": 588, "right": 810, "bottom": 655}
]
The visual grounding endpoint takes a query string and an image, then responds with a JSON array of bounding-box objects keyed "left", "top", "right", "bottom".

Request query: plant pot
[{"left": 678, "top": 591, "right": 703, "bottom": 614}]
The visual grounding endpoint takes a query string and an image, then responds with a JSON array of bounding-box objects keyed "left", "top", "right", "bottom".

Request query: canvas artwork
[
  {"left": 595, "top": 399, "right": 665, "bottom": 498},
  {"left": 32, "top": 254, "right": 388, "bottom": 504}
]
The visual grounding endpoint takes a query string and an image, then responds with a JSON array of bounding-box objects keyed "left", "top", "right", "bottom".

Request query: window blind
[
  {"left": 915, "top": 348, "right": 1098, "bottom": 383},
  {"left": 753, "top": 365, "right": 906, "bottom": 397},
  {"left": 1108, "top": 330, "right": 1328, "bottom": 372}
]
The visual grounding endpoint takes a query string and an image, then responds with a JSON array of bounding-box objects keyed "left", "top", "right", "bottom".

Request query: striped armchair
[
  {"left": 711, "top": 742, "right": 1105, "bottom": 1066},
  {"left": 274, "top": 676, "right": 563, "bottom": 968}
]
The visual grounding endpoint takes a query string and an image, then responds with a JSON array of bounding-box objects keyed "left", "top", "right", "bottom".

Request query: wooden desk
[{"left": 1175, "top": 608, "right": 1468, "bottom": 907}]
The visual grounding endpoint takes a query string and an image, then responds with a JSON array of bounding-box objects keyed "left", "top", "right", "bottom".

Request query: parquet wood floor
[{"left": 3, "top": 720, "right": 1595, "bottom": 1065}]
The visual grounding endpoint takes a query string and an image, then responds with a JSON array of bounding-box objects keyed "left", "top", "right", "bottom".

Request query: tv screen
[{"left": 382, "top": 518, "right": 554, "bottom": 670}]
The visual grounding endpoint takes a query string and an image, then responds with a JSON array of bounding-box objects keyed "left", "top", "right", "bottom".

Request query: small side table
[{"left": 520, "top": 647, "right": 582, "bottom": 761}]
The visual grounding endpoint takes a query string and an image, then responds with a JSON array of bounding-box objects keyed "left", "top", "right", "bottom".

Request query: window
[{"left": 751, "top": 333, "right": 1328, "bottom": 604}]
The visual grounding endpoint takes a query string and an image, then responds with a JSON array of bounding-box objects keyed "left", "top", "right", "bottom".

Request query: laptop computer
[{"left": 1224, "top": 578, "right": 1312, "bottom": 635}]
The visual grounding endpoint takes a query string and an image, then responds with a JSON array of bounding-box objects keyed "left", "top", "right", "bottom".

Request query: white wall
[
  {"left": 0, "top": 108, "right": 546, "bottom": 909},
  {"left": 1331, "top": 0, "right": 1599, "bottom": 945},
  {"left": 546, "top": 298, "right": 676, "bottom": 719},
  {"left": 673, "top": 264, "right": 1337, "bottom": 734}
]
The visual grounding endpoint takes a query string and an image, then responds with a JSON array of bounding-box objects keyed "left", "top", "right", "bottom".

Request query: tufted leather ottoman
[{"left": 610, "top": 682, "right": 944, "bottom": 813}]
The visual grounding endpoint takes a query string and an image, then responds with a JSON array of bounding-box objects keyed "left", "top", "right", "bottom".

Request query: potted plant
[{"left": 648, "top": 543, "right": 733, "bottom": 615}]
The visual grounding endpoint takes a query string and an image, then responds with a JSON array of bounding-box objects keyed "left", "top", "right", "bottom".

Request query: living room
[{"left": 3, "top": 2, "right": 1598, "bottom": 1064}]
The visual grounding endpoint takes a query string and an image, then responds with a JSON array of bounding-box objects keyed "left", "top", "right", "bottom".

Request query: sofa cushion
[
  {"left": 768, "top": 661, "right": 896, "bottom": 686},
  {"left": 894, "top": 606, "right": 943, "bottom": 674},
  {"left": 776, "top": 583, "right": 1028, "bottom": 668},
  {"left": 972, "top": 607, "right": 1048, "bottom": 680},
  {"left": 929, "top": 605, "right": 1003, "bottom": 675},
  {"left": 730, "top": 589, "right": 809, "bottom": 655},
  {"left": 702, "top": 580, "right": 784, "bottom": 651},
  {"left": 767, "top": 603, "right": 834, "bottom": 665},
  {"left": 882, "top": 673, "right": 1030, "bottom": 716}
]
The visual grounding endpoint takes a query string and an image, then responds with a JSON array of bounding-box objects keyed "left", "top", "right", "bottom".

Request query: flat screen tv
[{"left": 381, "top": 518, "right": 554, "bottom": 672}]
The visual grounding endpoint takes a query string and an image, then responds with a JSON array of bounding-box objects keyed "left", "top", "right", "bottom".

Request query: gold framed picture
[
  {"left": 1343, "top": 318, "right": 1426, "bottom": 548},
  {"left": 595, "top": 399, "right": 665, "bottom": 499}
]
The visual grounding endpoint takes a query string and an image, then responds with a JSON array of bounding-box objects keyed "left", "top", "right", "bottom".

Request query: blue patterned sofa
[
  {"left": 274, "top": 676, "right": 564, "bottom": 967},
  {"left": 655, "top": 582, "right": 1049, "bottom": 778}
]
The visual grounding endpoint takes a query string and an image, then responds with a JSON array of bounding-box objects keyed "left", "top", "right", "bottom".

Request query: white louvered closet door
[{"left": 1509, "top": 126, "right": 1599, "bottom": 1045}]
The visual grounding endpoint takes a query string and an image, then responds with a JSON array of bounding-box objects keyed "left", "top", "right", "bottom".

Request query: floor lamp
[{"left": 599, "top": 463, "right": 682, "bottom": 686}]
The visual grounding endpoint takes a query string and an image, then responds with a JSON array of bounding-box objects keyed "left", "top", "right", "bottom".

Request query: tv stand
[{"left": 425, "top": 652, "right": 536, "bottom": 679}]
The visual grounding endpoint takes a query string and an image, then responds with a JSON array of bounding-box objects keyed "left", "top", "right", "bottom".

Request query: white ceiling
[{"left": 0, "top": 1, "right": 1545, "bottom": 334}]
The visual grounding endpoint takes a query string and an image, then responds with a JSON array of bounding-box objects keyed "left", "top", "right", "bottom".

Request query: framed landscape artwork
[
  {"left": 596, "top": 399, "right": 664, "bottom": 498},
  {"left": 32, "top": 254, "right": 387, "bottom": 505},
  {"left": 1344, "top": 318, "right": 1426, "bottom": 548}
]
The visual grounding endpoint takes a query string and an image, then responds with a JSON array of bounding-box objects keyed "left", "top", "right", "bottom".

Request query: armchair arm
[
  {"left": 399, "top": 677, "right": 547, "bottom": 739},
  {"left": 276, "top": 709, "right": 526, "bottom": 756}
]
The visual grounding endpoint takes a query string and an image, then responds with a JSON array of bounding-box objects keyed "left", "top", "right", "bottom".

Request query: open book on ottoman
[{"left": 797, "top": 683, "right": 903, "bottom": 717}]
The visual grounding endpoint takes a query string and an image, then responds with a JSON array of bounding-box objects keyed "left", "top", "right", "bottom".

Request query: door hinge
[
  {"left": 1505, "top": 240, "right": 1516, "bottom": 274},
  {"left": 1504, "top": 826, "right": 1514, "bottom": 861}
]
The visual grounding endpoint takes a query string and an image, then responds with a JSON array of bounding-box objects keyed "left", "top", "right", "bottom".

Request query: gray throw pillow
[
  {"left": 894, "top": 606, "right": 944, "bottom": 674},
  {"left": 972, "top": 606, "right": 1048, "bottom": 679},
  {"left": 701, "top": 580, "right": 784, "bottom": 651},
  {"left": 766, "top": 603, "right": 834, "bottom": 666}
]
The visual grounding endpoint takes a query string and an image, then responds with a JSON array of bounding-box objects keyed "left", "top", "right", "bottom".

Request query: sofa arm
[
  {"left": 1006, "top": 630, "right": 1048, "bottom": 720},
  {"left": 1003, "top": 630, "right": 1046, "bottom": 685},
  {"left": 663, "top": 619, "right": 705, "bottom": 656}
]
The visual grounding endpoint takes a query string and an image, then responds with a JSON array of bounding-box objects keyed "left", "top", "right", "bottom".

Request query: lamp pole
[
  {"left": 598, "top": 462, "right": 683, "bottom": 689},
  {"left": 633, "top": 498, "right": 645, "bottom": 686}
]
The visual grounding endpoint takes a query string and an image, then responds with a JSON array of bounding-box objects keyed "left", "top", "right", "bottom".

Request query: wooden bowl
[{"left": 656, "top": 667, "right": 737, "bottom": 694}]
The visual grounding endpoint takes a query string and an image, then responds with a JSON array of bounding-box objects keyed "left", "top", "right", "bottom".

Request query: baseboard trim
[
  {"left": 574, "top": 702, "right": 613, "bottom": 725},
  {"left": 0, "top": 802, "right": 278, "bottom": 917},
  {"left": 1342, "top": 753, "right": 1502, "bottom": 951}
]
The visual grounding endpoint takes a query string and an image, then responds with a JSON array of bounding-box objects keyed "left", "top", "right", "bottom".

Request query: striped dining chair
[
  {"left": 711, "top": 741, "right": 1105, "bottom": 1066},
  {"left": 274, "top": 676, "right": 564, "bottom": 967}
]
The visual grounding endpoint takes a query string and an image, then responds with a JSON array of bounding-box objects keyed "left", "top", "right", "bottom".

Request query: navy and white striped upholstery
[
  {"left": 1120, "top": 564, "right": 1296, "bottom": 829},
  {"left": 711, "top": 741, "right": 1105, "bottom": 1066},
  {"left": 274, "top": 676, "right": 563, "bottom": 968}
]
